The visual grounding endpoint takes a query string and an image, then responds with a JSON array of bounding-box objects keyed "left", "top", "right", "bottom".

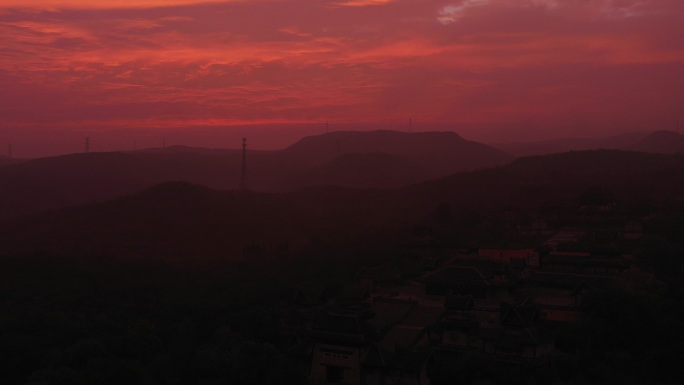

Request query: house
[
  {"left": 356, "top": 265, "right": 401, "bottom": 291},
  {"left": 543, "top": 228, "right": 586, "bottom": 250},
  {"left": 478, "top": 248, "right": 533, "bottom": 264},
  {"left": 387, "top": 348, "right": 432, "bottom": 385},
  {"left": 310, "top": 310, "right": 378, "bottom": 385},
  {"left": 429, "top": 300, "right": 555, "bottom": 384},
  {"left": 509, "top": 258, "right": 528, "bottom": 276},
  {"left": 540, "top": 252, "right": 628, "bottom": 275},
  {"left": 623, "top": 220, "right": 644, "bottom": 239},
  {"left": 522, "top": 271, "right": 611, "bottom": 323},
  {"left": 397, "top": 252, "right": 440, "bottom": 278},
  {"left": 363, "top": 302, "right": 439, "bottom": 385},
  {"left": 480, "top": 302, "right": 554, "bottom": 361},
  {"left": 421, "top": 266, "right": 490, "bottom": 297},
  {"left": 274, "top": 287, "right": 327, "bottom": 340},
  {"left": 439, "top": 295, "right": 479, "bottom": 350},
  {"left": 578, "top": 186, "right": 616, "bottom": 212},
  {"left": 530, "top": 218, "right": 549, "bottom": 233},
  {"left": 363, "top": 345, "right": 431, "bottom": 385}
]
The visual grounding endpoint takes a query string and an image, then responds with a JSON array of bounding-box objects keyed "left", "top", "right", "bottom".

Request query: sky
[{"left": 1, "top": 0, "right": 684, "bottom": 157}]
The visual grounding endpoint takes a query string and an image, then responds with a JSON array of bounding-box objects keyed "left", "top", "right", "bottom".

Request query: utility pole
[
  {"left": 85, "top": 137, "right": 90, "bottom": 153},
  {"left": 409, "top": 117, "right": 412, "bottom": 132},
  {"left": 240, "top": 138, "right": 247, "bottom": 191},
  {"left": 7, "top": 143, "right": 13, "bottom": 158}
]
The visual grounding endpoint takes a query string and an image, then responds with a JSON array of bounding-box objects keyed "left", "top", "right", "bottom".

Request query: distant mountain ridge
[
  {"left": 133, "top": 145, "right": 236, "bottom": 154},
  {"left": 280, "top": 152, "right": 426, "bottom": 190},
  {"left": 629, "top": 130, "right": 684, "bottom": 153},
  {"left": 0, "top": 156, "right": 23, "bottom": 168},
  {"left": 408, "top": 149, "right": 684, "bottom": 208},
  {"left": 0, "top": 130, "right": 512, "bottom": 219},
  {"left": 492, "top": 130, "right": 684, "bottom": 157},
  {"left": 490, "top": 131, "right": 656, "bottom": 156},
  {"left": 6, "top": 129, "right": 680, "bottom": 222},
  {"left": 282, "top": 130, "right": 512, "bottom": 177},
  {"left": 2, "top": 149, "right": 683, "bottom": 259}
]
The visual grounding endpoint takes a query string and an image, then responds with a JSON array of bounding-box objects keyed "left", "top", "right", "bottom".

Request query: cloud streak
[{"left": 1, "top": 0, "right": 683, "bottom": 153}]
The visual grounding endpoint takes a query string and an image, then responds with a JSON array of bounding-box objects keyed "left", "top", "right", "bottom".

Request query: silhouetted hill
[
  {"left": 407, "top": 150, "right": 684, "bottom": 208},
  {"left": 2, "top": 182, "right": 325, "bottom": 259},
  {"left": 3, "top": 150, "right": 684, "bottom": 259},
  {"left": 491, "top": 132, "right": 649, "bottom": 157},
  {"left": 0, "top": 151, "right": 251, "bottom": 219},
  {"left": 132, "top": 145, "right": 234, "bottom": 154},
  {"left": 0, "top": 180, "right": 412, "bottom": 259},
  {"left": 280, "top": 152, "right": 426, "bottom": 190},
  {"left": 629, "top": 130, "right": 684, "bottom": 153},
  {"left": 4, "top": 132, "right": 679, "bottom": 232},
  {"left": 0, "top": 130, "right": 512, "bottom": 219},
  {"left": 0, "top": 156, "right": 24, "bottom": 167},
  {"left": 281, "top": 130, "right": 513, "bottom": 177}
]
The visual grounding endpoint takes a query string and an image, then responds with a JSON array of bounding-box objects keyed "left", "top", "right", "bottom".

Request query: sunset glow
[{"left": 1, "top": 0, "right": 683, "bottom": 156}]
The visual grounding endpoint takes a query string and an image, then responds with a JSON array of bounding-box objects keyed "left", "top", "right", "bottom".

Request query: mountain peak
[
  {"left": 631, "top": 130, "right": 684, "bottom": 153},
  {"left": 282, "top": 130, "right": 510, "bottom": 174},
  {"left": 647, "top": 130, "right": 682, "bottom": 139},
  {"left": 287, "top": 129, "right": 465, "bottom": 149}
]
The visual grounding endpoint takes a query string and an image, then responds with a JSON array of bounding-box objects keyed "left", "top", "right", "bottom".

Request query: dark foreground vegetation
[
  {"left": 1, "top": 149, "right": 684, "bottom": 384},
  {"left": 1, "top": 220, "right": 683, "bottom": 385},
  {"left": 0, "top": 252, "right": 343, "bottom": 385}
]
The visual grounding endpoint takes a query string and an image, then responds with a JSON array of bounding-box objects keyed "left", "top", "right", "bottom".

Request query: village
[{"left": 272, "top": 189, "right": 673, "bottom": 385}]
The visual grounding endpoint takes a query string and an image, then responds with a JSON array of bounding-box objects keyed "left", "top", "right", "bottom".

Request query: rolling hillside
[
  {"left": 407, "top": 149, "right": 684, "bottom": 208},
  {"left": 629, "top": 130, "right": 684, "bottom": 153},
  {"left": 2, "top": 150, "right": 683, "bottom": 259},
  {"left": 278, "top": 152, "right": 426, "bottom": 190},
  {"left": 0, "top": 130, "right": 512, "bottom": 219},
  {"left": 491, "top": 132, "right": 650, "bottom": 157},
  {"left": 281, "top": 130, "right": 513, "bottom": 177}
]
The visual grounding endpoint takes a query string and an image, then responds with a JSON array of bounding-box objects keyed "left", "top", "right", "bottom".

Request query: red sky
[{"left": 1, "top": 0, "right": 683, "bottom": 157}]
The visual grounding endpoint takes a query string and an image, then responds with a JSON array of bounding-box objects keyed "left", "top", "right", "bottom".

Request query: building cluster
[
  {"left": 274, "top": 242, "right": 637, "bottom": 383},
  {"left": 272, "top": 195, "right": 661, "bottom": 384}
]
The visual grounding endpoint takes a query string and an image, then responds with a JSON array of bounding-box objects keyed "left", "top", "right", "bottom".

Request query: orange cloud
[
  {"left": 334, "top": 0, "right": 396, "bottom": 6},
  {"left": 1, "top": 0, "right": 683, "bottom": 155},
  {"left": 0, "top": 0, "right": 250, "bottom": 10}
]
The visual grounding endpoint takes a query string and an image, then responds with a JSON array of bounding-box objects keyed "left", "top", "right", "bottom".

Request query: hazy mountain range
[
  {"left": 0, "top": 129, "right": 682, "bottom": 222},
  {"left": 0, "top": 156, "right": 21, "bottom": 168},
  {"left": 491, "top": 130, "right": 684, "bottom": 156},
  {"left": 1, "top": 149, "right": 683, "bottom": 259},
  {"left": 0, "top": 130, "right": 511, "bottom": 219}
]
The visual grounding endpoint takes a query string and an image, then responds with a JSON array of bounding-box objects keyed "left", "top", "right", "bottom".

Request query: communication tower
[{"left": 240, "top": 138, "right": 247, "bottom": 191}]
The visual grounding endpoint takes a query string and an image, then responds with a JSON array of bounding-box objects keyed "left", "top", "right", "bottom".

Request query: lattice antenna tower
[{"left": 240, "top": 137, "right": 247, "bottom": 191}]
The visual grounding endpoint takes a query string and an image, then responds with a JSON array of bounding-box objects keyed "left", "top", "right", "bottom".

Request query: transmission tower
[{"left": 240, "top": 138, "right": 247, "bottom": 191}]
